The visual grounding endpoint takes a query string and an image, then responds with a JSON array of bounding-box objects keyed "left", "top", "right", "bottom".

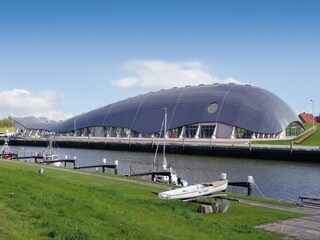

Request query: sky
[{"left": 1, "top": 0, "right": 320, "bottom": 121}]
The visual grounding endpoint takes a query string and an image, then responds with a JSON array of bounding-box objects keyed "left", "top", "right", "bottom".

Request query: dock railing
[{"left": 299, "top": 196, "right": 320, "bottom": 209}]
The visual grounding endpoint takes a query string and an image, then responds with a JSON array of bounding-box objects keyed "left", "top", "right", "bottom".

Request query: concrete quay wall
[{"left": 2, "top": 137, "right": 320, "bottom": 162}]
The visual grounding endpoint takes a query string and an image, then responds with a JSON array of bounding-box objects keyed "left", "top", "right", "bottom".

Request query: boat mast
[
  {"left": 163, "top": 108, "right": 167, "bottom": 170},
  {"left": 48, "top": 136, "right": 55, "bottom": 155},
  {"left": 152, "top": 120, "right": 164, "bottom": 172}
]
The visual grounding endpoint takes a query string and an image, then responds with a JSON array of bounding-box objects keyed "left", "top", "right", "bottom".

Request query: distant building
[
  {"left": 298, "top": 113, "right": 313, "bottom": 123},
  {"left": 298, "top": 113, "right": 320, "bottom": 124},
  {"left": 11, "top": 84, "right": 304, "bottom": 139}
]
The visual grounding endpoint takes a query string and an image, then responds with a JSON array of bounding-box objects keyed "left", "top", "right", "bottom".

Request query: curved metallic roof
[{"left": 12, "top": 84, "right": 301, "bottom": 134}]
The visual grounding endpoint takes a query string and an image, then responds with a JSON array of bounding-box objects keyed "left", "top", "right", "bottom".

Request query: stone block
[
  {"left": 217, "top": 200, "right": 230, "bottom": 213},
  {"left": 197, "top": 204, "right": 213, "bottom": 214}
]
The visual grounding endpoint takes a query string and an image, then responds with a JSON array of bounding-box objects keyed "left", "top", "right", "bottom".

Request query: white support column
[
  {"left": 279, "top": 130, "right": 286, "bottom": 139},
  {"left": 99, "top": 127, "right": 104, "bottom": 137},
  {"left": 107, "top": 127, "right": 113, "bottom": 137},
  {"left": 127, "top": 129, "right": 131, "bottom": 138},
  {"left": 179, "top": 126, "right": 186, "bottom": 139},
  {"left": 230, "top": 126, "right": 236, "bottom": 139},
  {"left": 211, "top": 123, "right": 217, "bottom": 139},
  {"left": 194, "top": 124, "right": 201, "bottom": 139}
]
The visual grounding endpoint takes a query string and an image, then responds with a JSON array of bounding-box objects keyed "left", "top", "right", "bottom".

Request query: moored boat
[
  {"left": 41, "top": 137, "right": 69, "bottom": 166},
  {"left": 158, "top": 180, "right": 228, "bottom": 200},
  {"left": 153, "top": 108, "right": 187, "bottom": 186},
  {"left": 0, "top": 140, "right": 17, "bottom": 159}
]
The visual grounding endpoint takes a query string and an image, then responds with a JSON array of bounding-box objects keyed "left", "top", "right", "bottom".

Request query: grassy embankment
[
  {"left": 252, "top": 123, "right": 320, "bottom": 146},
  {"left": 0, "top": 159, "right": 305, "bottom": 240},
  {"left": 0, "top": 127, "right": 15, "bottom": 133}
]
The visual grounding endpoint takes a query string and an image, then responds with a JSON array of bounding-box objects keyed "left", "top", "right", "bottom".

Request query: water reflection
[{"left": 11, "top": 145, "right": 320, "bottom": 203}]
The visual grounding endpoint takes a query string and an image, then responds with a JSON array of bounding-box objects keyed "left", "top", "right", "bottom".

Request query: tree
[{"left": 0, "top": 118, "right": 14, "bottom": 128}]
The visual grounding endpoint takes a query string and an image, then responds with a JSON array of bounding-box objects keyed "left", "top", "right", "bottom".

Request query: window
[
  {"left": 207, "top": 103, "right": 218, "bottom": 114},
  {"left": 201, "top": 125, "right": 215, "bottom": 138},
  {"left": 186, "top": 125, "right": 198, "bottom": 138},
  {"left": 286, "top": 123, "right": 303, "bottom": 136}
]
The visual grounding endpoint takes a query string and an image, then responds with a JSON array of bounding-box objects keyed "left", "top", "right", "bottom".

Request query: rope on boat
[
  {"left": 254, "top": 183, "right": 266, "bottom": 198},
  {"left": 152, "top": 120, "right": 164, "bottom": 172}
]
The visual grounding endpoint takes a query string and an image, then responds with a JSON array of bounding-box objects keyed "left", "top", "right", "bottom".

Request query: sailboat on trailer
[{"left": 158, "top": 180, "right": 228, "bottom": 200}]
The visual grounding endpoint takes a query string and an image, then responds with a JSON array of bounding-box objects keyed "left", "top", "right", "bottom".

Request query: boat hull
[
  {"left": 158, "top": 180, "right": 228, "bottom": 200},
  {"left": 1, "top": 153, "right": 17, "bottom": 159}
]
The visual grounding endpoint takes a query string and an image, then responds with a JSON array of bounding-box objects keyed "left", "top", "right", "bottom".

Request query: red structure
[{"left": 298, "top": 113, "right": 319, "bottom": 123}]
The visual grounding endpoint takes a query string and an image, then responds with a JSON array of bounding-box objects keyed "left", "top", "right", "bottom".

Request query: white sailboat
[
  {"left": 158, "top": 180, "right": 228, "bottom": 200},
  {"left": 42, "top": 137, "right": 64, "bottom": 166},
  {"left": 0, "top": 139, "right": 17, "bottom": 159},
  {"left": 153, "top": 108, "right": 187, "bottom": 186}
]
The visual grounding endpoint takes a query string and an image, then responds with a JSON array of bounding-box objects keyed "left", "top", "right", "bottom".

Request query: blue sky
[{"left": 1, "top": 0, "right": 319, "bottom": 120}]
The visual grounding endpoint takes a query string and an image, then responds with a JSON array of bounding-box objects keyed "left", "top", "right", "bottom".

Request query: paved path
[
  {"left": 257, "top": 214, "right": 320, "bottom": 240},
  {"left": 240, "top": 199, "right": 320, "bottom": 239},
  {"left": 240, "top": 199, "right": 320, "bottom": 215}
]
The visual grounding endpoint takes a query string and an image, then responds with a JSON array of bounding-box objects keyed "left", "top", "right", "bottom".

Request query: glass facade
[
  {"left": 236, "top": 127, "right": 253, "bottom": 139},
  {"left": 200, "top": 125, "right": 215, "bottom": 138},
  {"left": 186, "top": 125, "right": 198, "bottom": 138},
  {"left": 286, "top": 122, "right": 304, "bottom": 137}
]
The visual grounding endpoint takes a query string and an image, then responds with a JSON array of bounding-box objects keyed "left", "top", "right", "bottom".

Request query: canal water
[{"left": 11, "top": 145, "right": 320, "bottom": 203}]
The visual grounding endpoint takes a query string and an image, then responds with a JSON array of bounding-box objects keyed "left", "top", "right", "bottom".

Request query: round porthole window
[{"left": 207, "top": 103, "right": 218, "bottom": 114}]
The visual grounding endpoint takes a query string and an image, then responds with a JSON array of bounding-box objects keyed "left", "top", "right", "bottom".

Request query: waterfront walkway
[
  {"left": 257, "top": 214, "right": 320, "bottom": 240},
  {"left": 242, "top": 199, "right": 320, "bottom": 239},
  {"left": 5, "top": 136, "right": 320, "bottom": 162}
]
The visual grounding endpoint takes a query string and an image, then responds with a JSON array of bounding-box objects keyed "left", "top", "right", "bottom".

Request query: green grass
[
  {"left": 0, "top": 127, "right": 15, "bottom": 133},
  {"left": 297, "top": 123, "right": 320, "bottom": 146},
  {"left": 252, "top": 123, "right": 320, "bottom": 146},
  {"left": 0, "top": 159, "right": 305, "bottom": 240},
  {"left": 226, "top": 193, "right": 297, "bottom": 207}
]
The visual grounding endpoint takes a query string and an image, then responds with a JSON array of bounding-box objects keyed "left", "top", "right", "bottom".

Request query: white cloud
[
  {"left": 0, "top": 89, "right": 73, "bottom": 121},
  {"left": 111, "top": 60, "right": 243, "bottom": 89}
]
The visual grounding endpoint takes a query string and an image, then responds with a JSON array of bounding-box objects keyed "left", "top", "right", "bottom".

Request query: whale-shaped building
[{"left": 11, "top": 83, "right": 303, "bottom": 139}]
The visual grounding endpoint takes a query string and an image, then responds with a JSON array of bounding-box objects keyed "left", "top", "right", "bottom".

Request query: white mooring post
[
  {"left": 114, "top": 160, "right": 119, "bottom": 175},
  {"left": 247, "top": 176, "right": 254, "bottom": 196},
  {"left": 247, "top": 176, "right": 254, "bottom": 184},
  {"left": 220, "top": 173, "right": 227, "bottom": 180}
]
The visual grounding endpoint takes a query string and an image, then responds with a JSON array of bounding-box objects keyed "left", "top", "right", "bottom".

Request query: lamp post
[{"left": 310, "top": 100, "right": 314, "bottom": 127}]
